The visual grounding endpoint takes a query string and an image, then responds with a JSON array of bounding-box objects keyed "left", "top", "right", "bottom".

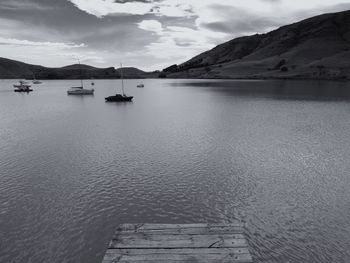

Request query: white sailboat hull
[{"left": 67, "top": 87, "right": 94, "bottom": 95}]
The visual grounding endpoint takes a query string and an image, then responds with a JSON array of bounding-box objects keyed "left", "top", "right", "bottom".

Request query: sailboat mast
[
  {"left": 120, "top": 63, "right": 125, "bottom": 95},
  {"left": 78, "top": 59, "right": 83, "bottom": 88}
]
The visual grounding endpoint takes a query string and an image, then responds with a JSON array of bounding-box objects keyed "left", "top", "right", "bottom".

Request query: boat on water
[
  {"left": 32, "top": 74, "right": 42, "bottom": 84},
  {"left": 136, "top": 83, "right": 144, "bottom": 88},
  {"left": 105, "top": 63, "right": 133, "bottom": 102},
  {"left": 14, "top": 81, "right": 33, "bottom": 92},
  {"left": 67, "top": 86, "right": 94, "bottom": 95},
  {"left": 67, "top": 59, "right": 94, "bottom": 95},
  {"left": 105, "top": 94, "right": 133, "bottom": 102}
]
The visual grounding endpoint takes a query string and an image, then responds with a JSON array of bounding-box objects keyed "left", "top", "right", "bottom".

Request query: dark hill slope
[
  {"left": 0, "top": 58, "right": 44, "bottom": 78},
  {"left": 0, "top": 58, "right": 152, "bottom": 79},
  {"left": 164, "top": 10, "right": 350, "bottom": 80}
]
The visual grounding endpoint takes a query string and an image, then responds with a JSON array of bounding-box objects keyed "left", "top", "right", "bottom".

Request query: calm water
[{"left": 1, "top": 79, "right": 350, "bottom": 263}]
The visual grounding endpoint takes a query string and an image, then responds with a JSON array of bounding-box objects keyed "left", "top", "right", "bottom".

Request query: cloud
[
  {"left": 68, "top": 0, "right": 194, "bottom": 18},
  {"left": 0, "top": 37, "right": 86, "bottom": 48},
  {"left": 198, "top": 5, "right": 282, "bottom": 35},
  {"left": 261, "top": 0, "right": 281, "bottom": 2},
  {"left": 68, "top": 0, "right": 153, "bottom": 17},
  {"left": 138, "top": 20, "right": 163, "bottom": 35},
  {"left": 136, "top": 24, "right": 229, "bottom": 63},
  {"left": 0, "top": 0, "right": 52, "bottom": 10}
]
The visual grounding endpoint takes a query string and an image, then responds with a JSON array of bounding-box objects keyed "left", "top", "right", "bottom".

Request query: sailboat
[
  {"left": 105, "top": 63, "right": 133, "bottom": 102},
  {"left": 32, "top": 79, "right": 42, "bottom": 84},
  {"left": 32, "top": 73, "right": 42, "bottom": 84},
  {"left": 67, "top": 59, "right": 94, "bottom": 95}
]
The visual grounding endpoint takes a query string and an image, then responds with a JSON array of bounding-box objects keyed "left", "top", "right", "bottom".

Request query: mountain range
[
  {"left": 0, "top": 57, "right": 157, "bottom": 79},
  {"left": 162, "top": 10, "right": 350, "bottom": 80}
]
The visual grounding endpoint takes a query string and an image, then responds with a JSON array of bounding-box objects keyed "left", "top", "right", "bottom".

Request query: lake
[{"left": 1, "top": 79, "right": 350, "bottom": 263}]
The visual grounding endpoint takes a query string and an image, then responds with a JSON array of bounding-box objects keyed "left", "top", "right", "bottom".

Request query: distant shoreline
[{"left": 2, "top": 76, "right": 349, "bottom": 82}]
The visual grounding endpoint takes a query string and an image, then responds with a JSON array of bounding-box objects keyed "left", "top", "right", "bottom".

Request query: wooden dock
[{"left": 102, "top": 223, "right": 253, "bottom": 262}]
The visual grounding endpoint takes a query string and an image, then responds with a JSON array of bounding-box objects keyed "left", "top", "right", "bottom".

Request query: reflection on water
[
  {"left": 0, "top": 79, "right": 350, "bottom": 263},
  {"left": 171, "top": 79, "right": 350, "bottom": 101}
]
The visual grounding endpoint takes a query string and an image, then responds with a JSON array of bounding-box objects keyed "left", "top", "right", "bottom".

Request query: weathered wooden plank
[
  {"left": 102, "top": 254, "right": 252, "bottom": 262},
  {"left": 119, "top": 223, "right": 242, "bottom": 232},
  {"left": 110, "top": 233, "right": 247, "bottom": 248},
  {"left": 102, "top": 248, "right": 252, "bottom": 263},
  {"left": 105, "top": 247, "right": 251, "bottom": 255},
  {"left": 116, "top": 226, "right": 244, "bottom": 235}
]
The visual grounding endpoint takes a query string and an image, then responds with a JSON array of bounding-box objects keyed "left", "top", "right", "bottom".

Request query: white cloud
[
  {"left": 0, "top": 38, "right": 91, "bottom": 67},
  {"left": 68, "top": 0, "right": 194, "bottom": 18},
  {"left": 138, "top": 20, "right": 163, "bottom": 35},
  {"left": 68, "top": 0, "right": 153, "bottom": 17},
  {"left": 57, "top": 51, "right": 107, "bottom": 64},
  {"left": 0, "top": 37, "right": 85, "bottom": 48},
  {"left": 0, "top": 44, "right": 108, "bottom": 68}
]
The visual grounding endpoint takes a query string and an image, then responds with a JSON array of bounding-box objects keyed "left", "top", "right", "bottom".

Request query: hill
[
  {"left": 0, "top": 58, "right": 153, "bottom": 79},
  {"left": 162, "top": 10, "right": 350, "bottom": 80}
]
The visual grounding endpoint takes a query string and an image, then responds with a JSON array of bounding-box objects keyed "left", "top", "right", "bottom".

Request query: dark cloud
[
  {"left": 199, "top": 4, "right": 282, "bottom": 35},
  {"left": 0, "top": 0, "right": 155, "bottom": 50},
  {"left": 0, "top": 0, "right": 52, "bottom": 10},
  {"left": 292, "top": 2, "right": 350, "bottom": 22},
  {"left": 174, "top": 39, "right": 194, "bottom": 47},
  {"left": 203, "top": 18, "right": 280, "bottom": 34}
]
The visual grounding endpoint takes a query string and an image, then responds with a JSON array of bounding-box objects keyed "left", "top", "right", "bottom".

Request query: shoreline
[{"left": 1, "top": 76, "right": 349, "bottom": 82}]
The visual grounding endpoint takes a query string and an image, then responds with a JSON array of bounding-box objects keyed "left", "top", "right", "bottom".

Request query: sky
[{"left": 0, "top": 0, "right": 350, "bottom": 71}]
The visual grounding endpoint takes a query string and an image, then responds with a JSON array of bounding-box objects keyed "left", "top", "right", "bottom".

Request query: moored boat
[
  {"left": 67, "top": 86, "right": 94, "bottom": 95},
  {"left": 105, "top": 94, "right": 133, "bottom": 102},
  {"left": 32, "top": 74, "right": 42, "bottom": 84},
  {"left": 67, "top": 59, "right": 94, "bottom": 95},
  {"left": 14, "top": 81, "right": 33, "bottom": 92},
  {"left": 105, "top": 63, "right": 133, "bottom": 102}
]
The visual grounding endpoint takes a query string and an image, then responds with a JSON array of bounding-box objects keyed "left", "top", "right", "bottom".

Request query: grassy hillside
[{"left": 163, "top": 10, "right": 350, "bottom": 80}]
